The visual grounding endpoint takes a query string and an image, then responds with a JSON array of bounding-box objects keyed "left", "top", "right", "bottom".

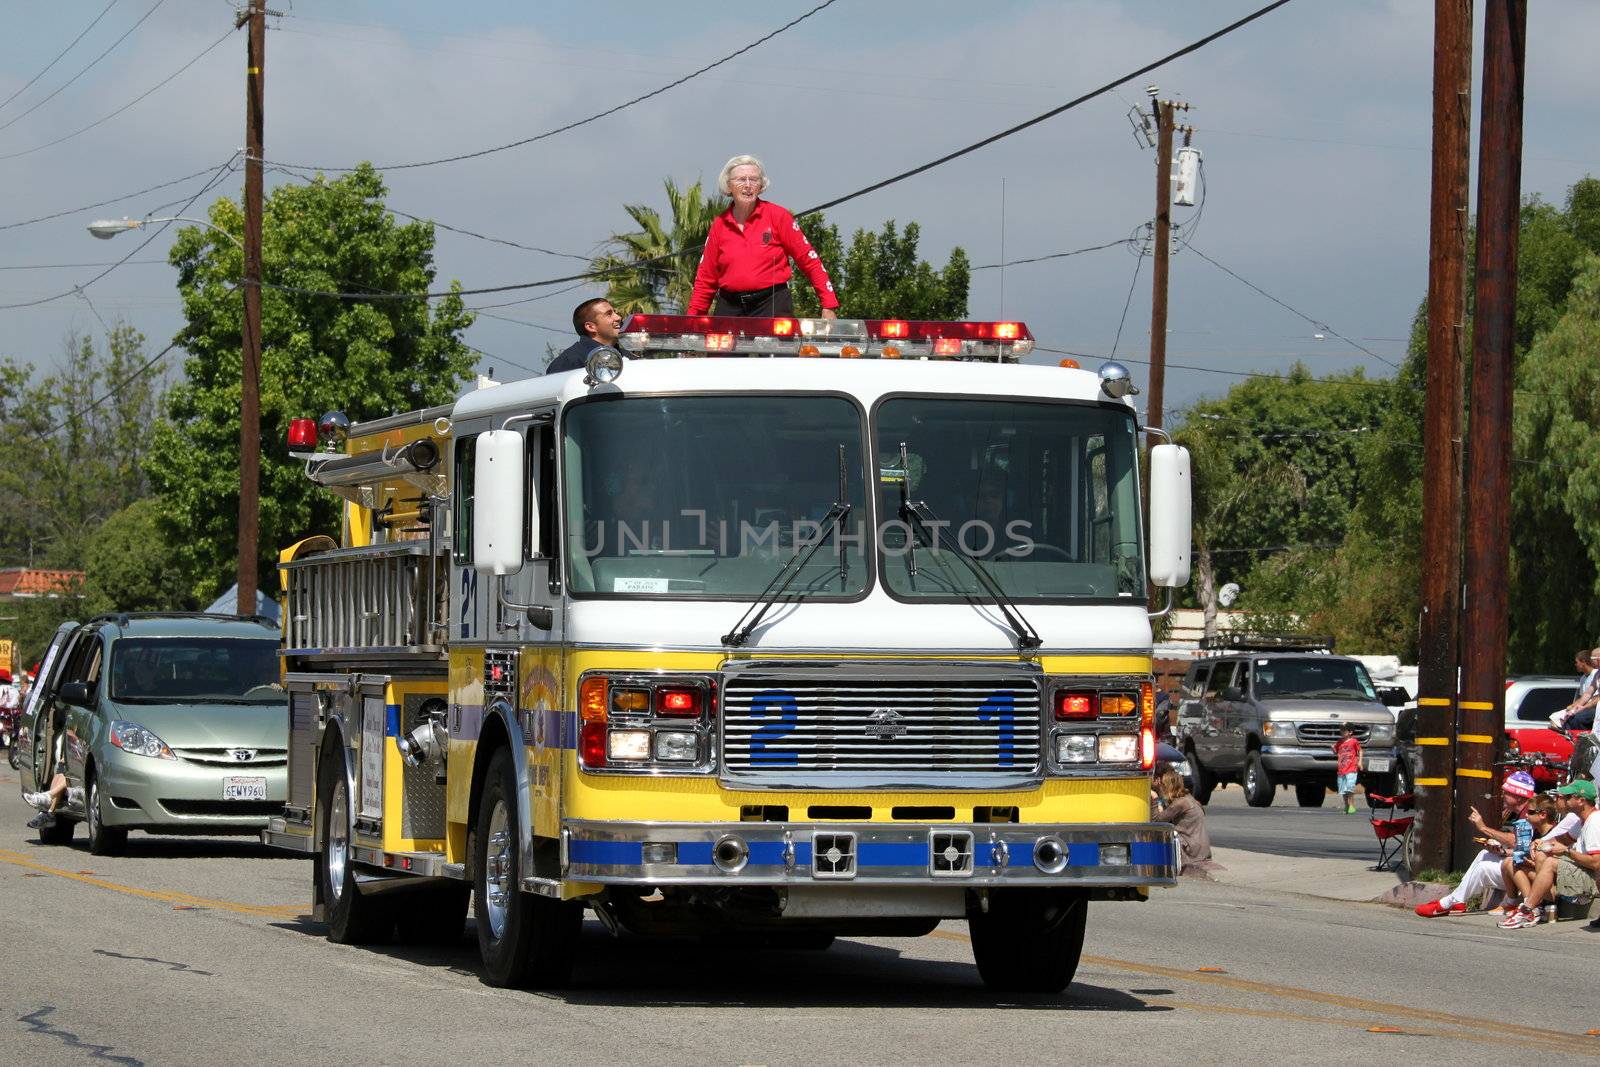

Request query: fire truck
[{"left": 265, "top": 314, "right": 1193, "bottom": 993}]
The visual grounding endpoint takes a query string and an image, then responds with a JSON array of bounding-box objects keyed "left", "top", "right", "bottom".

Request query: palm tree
[{"left": 588, "top": 178, "right": 725, "bottom": 313}]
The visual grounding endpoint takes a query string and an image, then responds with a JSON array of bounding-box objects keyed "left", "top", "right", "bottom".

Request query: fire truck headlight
[
  {"left": 1057, "top": 734, "right": 1096, "bottom": 763},
  {"left": 1097, "top": 734, "right": 1139, "bottom": 763},
  {"left": 654, "top": 731, "right": 697, "bottom": 762},
  {"left": 585, "top": 346, "right": 624, "bottom": 385},
  {"left": 607, "top": 729, "right": 651, "bottom": 762}
]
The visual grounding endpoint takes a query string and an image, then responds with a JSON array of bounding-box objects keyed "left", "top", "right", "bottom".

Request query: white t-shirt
[
  {"left": 1548, "top": 812, "right": 1582, "bottom": 841},
  {"left": 1576, "top": 810, "right": 1600, "bottom": 855}
]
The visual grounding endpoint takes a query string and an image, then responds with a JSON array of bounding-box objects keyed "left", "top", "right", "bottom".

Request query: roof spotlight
[
  {"left": 1098, "top": 362, "right": 1140, "bottom": 399},
  {"left": 585, "top": 346, "right": 624, "bottom": 386}
]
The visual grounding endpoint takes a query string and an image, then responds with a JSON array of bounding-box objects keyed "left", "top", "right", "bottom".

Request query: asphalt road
[
  {"left": 0, "top": 772, "right": 1594, "bottom": 1066},
  {"left": 1203, "top": 781, "right": 1384, "bottom": 863}
]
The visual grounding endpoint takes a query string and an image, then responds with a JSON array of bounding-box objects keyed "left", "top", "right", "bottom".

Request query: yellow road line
[
  {"left": 929, "top": 930, "right": 1597, "bottom": 1053},
  {"left": 0, "top": 848, "right": 305, "bottom": 918}
]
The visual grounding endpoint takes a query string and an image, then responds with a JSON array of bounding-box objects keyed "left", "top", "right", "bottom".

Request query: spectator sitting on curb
[
  {"left": 1505, "top": 794, "right": 1574, "bottom": 911},
  {"left": 1153, "top": 767, "right": 1220, "bottom": 875},
  {"left": 1415, "top": 770, "right": 1539, "bottom": 917},
  {"left": 1500, "top": 779, "right": 1600, "bottom": 930}
]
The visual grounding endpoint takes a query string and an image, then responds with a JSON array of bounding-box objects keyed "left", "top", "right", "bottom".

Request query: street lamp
[
  {"left": 88, "top": 216, "right": 243, "bottom": 247},
  {"left": 87, "top": 211, "right": 262, "bottom": 616}
]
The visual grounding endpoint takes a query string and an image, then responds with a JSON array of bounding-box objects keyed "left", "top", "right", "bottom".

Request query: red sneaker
[
  {"left": 1415, "top": 899, "right": 1452, "bottom": 918},
  {"left": 1449, "top": 902, "right": 1467, "bottom": 915}
]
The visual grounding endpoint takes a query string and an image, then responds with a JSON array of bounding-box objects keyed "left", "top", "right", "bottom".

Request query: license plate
[
  {"left": 223, "top": 776, "right": 267, "bottom": 801},
  {"left": 1365, "top": 757, "right": 1391, "bottom": 773}
]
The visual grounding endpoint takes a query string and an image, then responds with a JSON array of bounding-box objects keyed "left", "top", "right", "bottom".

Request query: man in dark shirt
[{"left": 547, "top": 298, "right": 624, "bottom": 375}]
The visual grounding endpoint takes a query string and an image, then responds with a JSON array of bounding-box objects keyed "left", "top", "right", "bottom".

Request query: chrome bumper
[{"left": 560, "top": 820, "right": 1178, "bottom": 887}]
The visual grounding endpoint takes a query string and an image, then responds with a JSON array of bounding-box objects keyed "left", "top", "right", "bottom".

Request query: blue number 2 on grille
[
  {"left": 749, "top": 690, "right": 799, "bottom": 766},
  {"left": 978, "top": 692, "right": 1016, "bottom": 767}
]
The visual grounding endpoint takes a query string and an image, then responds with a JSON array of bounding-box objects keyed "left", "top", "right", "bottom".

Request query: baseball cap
[
  {"left": 1556, "top": 779, "right": 1598, "bottom": 801},
  {"left": 1502, "top": 770, "right": 1537, "bottom": 799}
]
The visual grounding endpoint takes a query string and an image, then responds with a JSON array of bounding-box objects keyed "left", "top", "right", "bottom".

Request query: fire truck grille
[{"left": 721, "top": 676, "right": 1041, "bottom": 777}]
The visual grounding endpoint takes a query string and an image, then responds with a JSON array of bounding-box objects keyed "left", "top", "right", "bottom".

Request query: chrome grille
[
  {"left": 1294, "top": 722, "right": 1369, "bottom": 746},
  {"left": 173, "top": 747, "right": 288, "bottom": 767},
  {"left": 722, "top": 672, "right": 1041, "bottom": 778}
]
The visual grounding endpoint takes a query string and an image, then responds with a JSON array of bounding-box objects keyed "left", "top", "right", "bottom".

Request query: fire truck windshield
[
  {"left": 874, "top": 397, "right": 1145, "bottom": 603},
  {"left": 563, "top": 395, "right": 870, "bottom": 598}
]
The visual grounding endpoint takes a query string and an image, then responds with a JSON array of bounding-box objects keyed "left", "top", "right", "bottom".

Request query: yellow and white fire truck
[{"left": 265, "top": 314, "right": 1193, "bottom": 992}]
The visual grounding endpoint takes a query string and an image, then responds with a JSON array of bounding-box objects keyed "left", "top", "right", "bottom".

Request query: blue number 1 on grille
[
  {"left": 749, "top": 690, "right": 799, "bottom": 766},
  {"left": 978, "top": 692, "right": 1016, "bottom": 767}
]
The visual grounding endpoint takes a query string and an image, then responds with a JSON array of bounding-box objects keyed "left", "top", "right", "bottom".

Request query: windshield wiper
[
  {"left": 721, "top": 501, "right": 852, "bottom": 647},
  {"left": 891, "top": 445, "right": 1040, "bottom": 650}
]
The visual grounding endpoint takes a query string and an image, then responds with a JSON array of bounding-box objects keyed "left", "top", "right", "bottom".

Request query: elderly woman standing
[{"left": 688, "top": 154, "right": 839, "bottom": 319}]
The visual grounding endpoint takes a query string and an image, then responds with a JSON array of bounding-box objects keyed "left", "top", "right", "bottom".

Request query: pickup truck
[{"left": 1175, "top": 651, "right": 1402, "bottom": 807}]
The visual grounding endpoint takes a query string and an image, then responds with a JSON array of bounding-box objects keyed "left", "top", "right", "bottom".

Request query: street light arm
[{"left": 87, "top": 216, "right": 244, "bottom": 248}]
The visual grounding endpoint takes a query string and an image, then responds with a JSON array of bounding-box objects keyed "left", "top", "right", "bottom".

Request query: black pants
[{"left": 712, "top": 283, "right": 795, "bottom": 317}]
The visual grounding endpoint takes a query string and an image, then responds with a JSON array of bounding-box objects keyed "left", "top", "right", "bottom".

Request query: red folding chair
[{"left": 1367, "top": 791, "right": 1414, "bottom": 872}]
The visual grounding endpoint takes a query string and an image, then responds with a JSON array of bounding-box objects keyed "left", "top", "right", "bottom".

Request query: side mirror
[
  {"left": 1378, "top": 686, "right": 1410, "bottom": 708},
  {"left": 59, "top": 681, "right": 92, "bottom": 708},
  {"left": 1148, "top": 443, "right": 1192, "bottom": 588},
  {"left": 1221, "top": 686, "right": 1243, "bottom": 703},
  {"left": 473, "top": 429, "right": 526, "bottom": 577}
]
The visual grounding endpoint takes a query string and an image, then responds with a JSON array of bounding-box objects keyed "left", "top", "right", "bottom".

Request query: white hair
[{"left": 717, "top": 154, "right": 770, "bottom": 196}]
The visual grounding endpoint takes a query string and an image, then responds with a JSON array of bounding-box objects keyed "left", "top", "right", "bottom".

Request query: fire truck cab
[{"left": 266, "top": 314, "right": 1193, "bottom": 993}]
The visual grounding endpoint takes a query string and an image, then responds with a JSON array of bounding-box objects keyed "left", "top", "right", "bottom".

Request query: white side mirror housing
[
  {"left": 1148, "top": 443, "right": 1192, "bottom": 588},
  {"left": 473, "top": 429, "right": 525, "bottom": 576}
]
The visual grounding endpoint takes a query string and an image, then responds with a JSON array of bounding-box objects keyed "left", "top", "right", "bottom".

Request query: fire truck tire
[
  {"left": 318, "top": 753, "right": 393, "bottom": 945},
  {"left": 474, "top": 747, "right": 581, "bottom": 988},
  {"left": 394, "top": 886, "right": 469, "bottom": 946},
  {"left": 968, "top": 888, "right": 1087, "bottom": 994}
]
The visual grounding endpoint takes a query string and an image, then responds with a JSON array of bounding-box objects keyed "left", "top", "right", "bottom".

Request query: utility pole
[
  {"left": 237, "top": 2, "right": 265, "bottom": 616},
  {"left": 1455, "top": 0, "right": 1525, "bottom": 871},
  {"left": 1146, "top": 91, "right": 1191, "bottom": 432},
  {"left": 1410, "top": 0, "right": 1473, "bottom": 873}
]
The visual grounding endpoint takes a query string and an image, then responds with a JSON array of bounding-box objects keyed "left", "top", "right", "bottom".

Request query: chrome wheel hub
[
  {"left": 327, "top": 778, "right": 348, "bottom": 903},
  {"left": 485, "top": 801, "right": 512, "bottom": 941}
]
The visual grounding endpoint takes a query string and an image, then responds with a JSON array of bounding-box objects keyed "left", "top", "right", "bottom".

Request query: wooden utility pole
[
  {"left": 237, "top": 3, "right": 265, "bottom": 615},
  {"left": 1456, "top": 0, "right": 1526, "bottom": 871},
  {"left": 1147, "top": 98, "right": 1175, "bottom": 431},
  {"left": 1410, "top": 0, "right": 1473, "bottom": 873}
]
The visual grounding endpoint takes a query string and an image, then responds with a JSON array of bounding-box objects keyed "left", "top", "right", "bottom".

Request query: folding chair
[{"left": 1367, "top": 791, "right": 1415, "bottom": 872}]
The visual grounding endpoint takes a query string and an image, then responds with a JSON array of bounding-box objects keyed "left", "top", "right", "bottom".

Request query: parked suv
[
  {"left": 1176, "top": 649, "right": 1402, "bottom": 807},
  {"left": 15, "top": 613, "right": 286, "bottom": 854}
]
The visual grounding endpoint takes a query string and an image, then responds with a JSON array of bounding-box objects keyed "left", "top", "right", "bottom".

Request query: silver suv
[{"left": 1176, "top": 649, "right": 1402, "bottom": 807}]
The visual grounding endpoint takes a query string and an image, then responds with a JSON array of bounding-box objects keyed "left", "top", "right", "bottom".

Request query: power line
[
  {"left": 20, "top": 338, "right": 177, "bottom": 447},
  {"left": 0, "top": 152, "right": 239, "bottom": 311},
  {"left": 252, "top": 1, "right": 1298, "bottom": 305},
  {"left": 1186, "top": 244, "right": 1401, "bottom": 370},
  {"left": 0, "top": 0, "right": 168, "bottom": 135},
  {"left": 266, "top": 0, "right": 842, "bottom": 173},
  {"left": 1109, "top": 233, "right": 1148, "bottom": 358},
  {"left": 0, "top": 259, "right": 166, "bottom": 270},
  {"left": 971, "top": 237, "right": 1134, "bottom": 271},
  {"left": 0, "top": 26, "right": 236, "bottom": 162},
  {"left": 797, "top": 0, "right": 1295, "bottom": 217},
  {"left": 0, "top": 0, "right": 123, "bottom": 115},
  {"left": 0, "top": 163, "right": 233, "bottom": 232}
]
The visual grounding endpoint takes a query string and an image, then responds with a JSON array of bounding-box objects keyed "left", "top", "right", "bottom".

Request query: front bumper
[
  {"left": 98, "top": 746, "right": 287, "bottom": 830},
  {"left": 560, "top": 820, "right": 1177, "bottom": 887},
  {"left": 1260, "top": 745, "right": 1401, "bottom": 776}
]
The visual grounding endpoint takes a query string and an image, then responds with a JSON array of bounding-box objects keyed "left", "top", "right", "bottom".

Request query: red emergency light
[{"left": 287, "top": 418, "right": 317, "bottom": 449}]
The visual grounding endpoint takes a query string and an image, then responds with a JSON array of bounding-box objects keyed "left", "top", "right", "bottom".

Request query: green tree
[
  {"left": 589, "top": 177, "right": 723, "bottom": 313},
  {"left": 0, "top": 324, "right": 162, "bottom": 569},
  {"left": 81, "top": 498, "right": 196, "bottom": 615},
  {"left": 146, "top": 164, "right": 476, "bottom": 603},
  {"left": 791, "top": 218, "right": 969, "bottom": 319}
]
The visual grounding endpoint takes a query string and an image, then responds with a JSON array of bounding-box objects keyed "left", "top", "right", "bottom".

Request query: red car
[{"left": 1504, "top": 676, "right": 1581, "bottom": 787}]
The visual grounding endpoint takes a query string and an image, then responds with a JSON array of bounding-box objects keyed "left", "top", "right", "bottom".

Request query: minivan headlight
[{"left": 109, "top": 720, "right": 175, "bottom": 759}]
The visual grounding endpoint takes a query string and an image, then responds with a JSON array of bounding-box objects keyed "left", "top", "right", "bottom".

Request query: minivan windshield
[
  {"left": 1252, "top": 658, "right": 1377, "bottom": 702},
  {"left": 110, "top": 638, "right": 282, "bottom": 703}
]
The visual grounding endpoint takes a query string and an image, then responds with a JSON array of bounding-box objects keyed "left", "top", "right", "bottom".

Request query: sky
[{"left": 1, "top": 0, "right": 1597, "bottom": 418}]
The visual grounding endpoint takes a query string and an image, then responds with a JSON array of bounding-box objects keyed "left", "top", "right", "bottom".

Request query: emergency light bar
[{"left": 617, "top": 315, "right": 1035, "bottom": 362}]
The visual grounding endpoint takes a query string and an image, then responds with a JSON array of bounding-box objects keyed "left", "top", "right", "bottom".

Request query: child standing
[{"left": 1335, "top": 722, "right": 1363, "bottom": 814}]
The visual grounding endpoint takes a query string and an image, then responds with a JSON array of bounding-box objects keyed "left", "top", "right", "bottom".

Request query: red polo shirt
[{"left": 688, "top": 199, "right": 839, "bottom": 314}]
